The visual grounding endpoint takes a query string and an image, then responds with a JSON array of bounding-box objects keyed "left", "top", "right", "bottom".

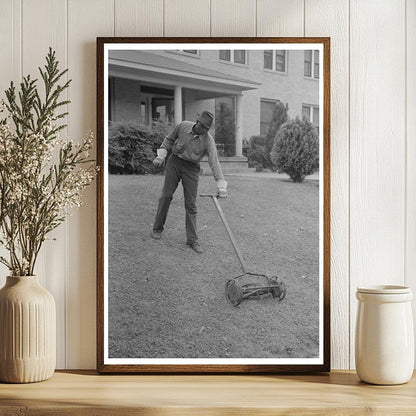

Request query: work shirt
[{"left": 160, "top": 121, "right": 225, "bottom": 181}]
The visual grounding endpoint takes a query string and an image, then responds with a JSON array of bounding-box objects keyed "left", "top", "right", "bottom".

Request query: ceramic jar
[
  {"left": 355, "top": 285, "right": 414, "bottom": 385},
  {"left": 0, "top": 276, "right": 56, "bottom": 383}
]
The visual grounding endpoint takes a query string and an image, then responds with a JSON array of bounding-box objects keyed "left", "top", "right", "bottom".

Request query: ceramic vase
[
  {"left": 355, "top": 285, "right": 414, "bottom": 385},
  {"left": 0, "top": 276, "right": 56, "bottom": 383}
]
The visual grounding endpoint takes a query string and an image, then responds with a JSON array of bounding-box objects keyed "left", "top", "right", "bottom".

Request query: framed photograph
[{"left": 97, "top": 37, "right": 330, "bottom": 373}]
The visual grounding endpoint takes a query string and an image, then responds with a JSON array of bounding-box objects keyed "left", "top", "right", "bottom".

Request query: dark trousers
[{"left": 153, "top": 154, "right": 200, "bottom": 244}]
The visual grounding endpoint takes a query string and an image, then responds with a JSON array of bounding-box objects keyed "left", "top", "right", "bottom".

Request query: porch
[{"left": 108, "top": 50, "right": 260, "bottom": 159}]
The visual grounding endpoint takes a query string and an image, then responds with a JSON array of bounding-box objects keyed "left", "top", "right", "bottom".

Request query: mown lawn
[{"left": 108, "top": 173, "right": 320, "bottom": 359}]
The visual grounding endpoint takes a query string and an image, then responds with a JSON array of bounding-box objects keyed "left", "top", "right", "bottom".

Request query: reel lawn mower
[{"left": 200, "top": 194, "right": 287, "bottom": 307}]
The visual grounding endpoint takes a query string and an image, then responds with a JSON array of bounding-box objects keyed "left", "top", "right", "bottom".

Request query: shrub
[
  {"left": 247, "top": 101, "right": 289, "bottom": 170},
  {"left": 246, "top": 135, "right": 271, "bottom": 169},
  {"left": 108, "top": 121, "right": 168, "bottom": 174},
  {"left": 270, "top": 116, "right": 319, "bottom": 182},
  {"left": 266, "top": 101, "right": 289, "bottom": 143},
  {"left": 215, "top": 102, "right": 235, "bottom": 156}
]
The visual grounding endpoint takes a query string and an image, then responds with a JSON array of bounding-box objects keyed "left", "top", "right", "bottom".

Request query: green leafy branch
[{"left": 0, "top": 49, "right": 96, "bottom": 276}]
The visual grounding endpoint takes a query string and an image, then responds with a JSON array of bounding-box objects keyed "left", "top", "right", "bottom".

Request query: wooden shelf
[{"left": 1, "top": 370, "right": 416, "bottom": 415}]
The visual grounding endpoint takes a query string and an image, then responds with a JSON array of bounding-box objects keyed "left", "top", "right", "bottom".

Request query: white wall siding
[
  {"left": 115, "top": 0, "right": 164, "bottom": 37},
  {"left": 349, "top": 0, "right": 406, "bottom": 368},
  {"left": 0, "top": 0, "right": 22, "bottom": 287},
  {"left": 66, "top": 0, "right": 114, "bottom": 369},
  {"left": 0, "top": 0, "right": 413, "bottom": 369},
  {"left": 406, "top": 0, "right": 416, "bottom": 350},
  {"left": 304, "top": 0, "right": 350, "bottom": 371},
  {"left": 257, "top": 0, "right": 304, "bottom": 37},
  {"left": 211, "top": 0, "right": 256, "bottom": 37},
  {"left": 165, "top": 0, "right": 211, "bottom": 37},
  {"left": 0, "top": 0, "right": 21, "bottom": 97},
  {"left": 21, "top": 0, "right": 68, "bottom": 369}
]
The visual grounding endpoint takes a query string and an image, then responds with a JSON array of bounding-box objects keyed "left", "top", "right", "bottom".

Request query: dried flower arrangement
[{"left": 0, "top": 48, "right": 97, "bottom": 276}]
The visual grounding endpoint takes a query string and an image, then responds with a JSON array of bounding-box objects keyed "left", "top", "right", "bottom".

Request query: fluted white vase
[{"left": 0, "top": 276, "right": 56, "bottom": 383}]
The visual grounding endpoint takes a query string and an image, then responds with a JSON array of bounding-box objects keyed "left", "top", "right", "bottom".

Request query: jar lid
[{"left": 357, "top": 285, "right": 411, "bottom": 294}]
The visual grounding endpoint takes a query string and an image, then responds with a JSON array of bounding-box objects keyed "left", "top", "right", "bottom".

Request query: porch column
[
  {"left": 137, "top": 84, "right": 143, "bottom": 124},
  {"left": 174, "top": 85, "right": 183, "bottom": 125},
  {"left": 146, "top": 97, "right": 151, "bottom": 125},
  {"left": 235, "top": 94, "right": 243, "bottom": 157}
]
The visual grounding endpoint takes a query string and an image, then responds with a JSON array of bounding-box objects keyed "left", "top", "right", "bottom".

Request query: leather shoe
[
  {"left": 187, "top": 241, "right": 203, "bottom": 254},
  {"left": 151, "top": 230, "right": 162, "bottom": 239}
]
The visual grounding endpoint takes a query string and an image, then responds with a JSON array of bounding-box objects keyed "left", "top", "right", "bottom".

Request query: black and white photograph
[{"left": 97, "top": 38, "right": 330, "bottom": 373}]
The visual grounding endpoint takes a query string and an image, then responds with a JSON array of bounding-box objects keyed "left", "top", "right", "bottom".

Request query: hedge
[{"left": 108, "top": 121, "right": 169, "bottom": 174}]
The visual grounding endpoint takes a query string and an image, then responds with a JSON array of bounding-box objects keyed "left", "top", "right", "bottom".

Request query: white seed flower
[{"left": 0, "top": 116, "right": 97, "bottom": 276}]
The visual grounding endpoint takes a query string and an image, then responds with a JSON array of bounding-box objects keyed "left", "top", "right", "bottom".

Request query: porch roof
[{"left": 108, "top": 50, "right": 260, "bottom": 94}]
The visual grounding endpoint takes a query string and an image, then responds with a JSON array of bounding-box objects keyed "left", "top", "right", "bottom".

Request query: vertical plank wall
[
  {"left": 305, "top": 0, "right": 350, "bottom": 370},
  {"left": 115, "top": 0, "right": 164, "bottom": 37},
  {"left": 211, "top": 0, "right": 256, "bottom": 36},
  {"left": 0, "top": 0, "right": 413, "bottom": 369},
  {"left": 0, "top": 0, "right": 21, "bottom": 99},
  {"left": 165, "top": 0, "right": 211, "bottom": 36},
  {"left": 349, "top": 0, "right": 406, "bottom": 368},
  {"left": 22, "top": 0, "right": 68, "bottom": 369},
  {"left": 66, "top": 0, "right": 114, "bottom": 369},
  {"left": 407, "top": 0, "right": 416, "bottom": 346},
  {"left": 0, "top": 1, "right": 21, "bottom": 281}
]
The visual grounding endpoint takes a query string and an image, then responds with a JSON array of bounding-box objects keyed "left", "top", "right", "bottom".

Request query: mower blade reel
[
  {"left": 225, "top": 279, "right": 243, "bottom": 307},
  {"left": 269, "top": 278, "right": 287, "bottom": 301}
]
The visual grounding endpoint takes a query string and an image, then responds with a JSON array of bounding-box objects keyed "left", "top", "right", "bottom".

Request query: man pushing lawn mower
[{"left": 152, "top": 111, "right": 228, "bottom": 254}]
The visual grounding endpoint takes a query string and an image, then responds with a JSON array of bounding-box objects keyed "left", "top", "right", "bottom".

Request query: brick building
[{"left": 108, "top": 48, "right": 320, "bottom": 166}]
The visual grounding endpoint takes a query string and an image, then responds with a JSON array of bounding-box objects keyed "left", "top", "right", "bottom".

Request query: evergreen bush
[
  {"left": 108, "top": 121, "right": 168, "bottom": 174},
  {"left": 247, "top": 101, "right": 289, "bottom": 170},
  {"left": 215, "top": 102, "right": 235, "bottom": 156},
  {"left": 246, "top": 135, "right": 269, "bottom": 170},
  {"left": 270, "top": 116, "right": 319, "bottom": 182},
  {"left": 266, "top": 101, "right": 289, "bottom": 143}
]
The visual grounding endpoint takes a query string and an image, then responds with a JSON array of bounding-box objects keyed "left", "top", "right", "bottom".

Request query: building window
[
  {"left": 182, "top": 50, "right": 198, "bottom": 54},
  {"left": 234, "top": 50, "right": 246, "bottom": 64},
  {"left": 219, "top": 50, "right": 231, "bottom": 61},
  {"left": 304, "top": 50, "right": 319, "bottom": 78},
  {"left": 275, "top": 50, "right": 286, "bottom": 72},
  {"left": 264, "top": 50, "right": 287, "bottom": 73},
  {"left": 260, "top": 99, "right": 277, "bottom": 135},
  {"left": 313, "top": 50, "right": 319, "bottom": 79},
  {"left": 302, "top": 104, "right": 320, "bottom": 133},
  {"left": 264, "top": 50, "right": 273, "bottom": 69},
  {"left": 219, "top": 50, "right": 247, "bottom": 65},
  {"left": 304, "top": 51, "right": 312, "bottom": 77}
]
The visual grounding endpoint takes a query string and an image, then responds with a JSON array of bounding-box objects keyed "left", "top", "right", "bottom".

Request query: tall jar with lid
[{"left": 355, "top": 285, "right": 414, "bottom": 385}]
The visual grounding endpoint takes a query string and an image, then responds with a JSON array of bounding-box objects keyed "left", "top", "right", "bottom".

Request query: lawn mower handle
[{"left": 200, "top": 194, "right": 248, "bottom": 273}]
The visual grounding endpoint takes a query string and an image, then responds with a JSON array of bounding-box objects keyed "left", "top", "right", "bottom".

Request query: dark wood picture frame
[{"left": 97, "top": 37, "right": 330, "bottom": 374}]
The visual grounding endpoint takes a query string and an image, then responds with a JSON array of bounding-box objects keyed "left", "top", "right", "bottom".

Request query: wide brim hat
[{"left": 197, "top": 111, "right": 214, "bottom": 129}]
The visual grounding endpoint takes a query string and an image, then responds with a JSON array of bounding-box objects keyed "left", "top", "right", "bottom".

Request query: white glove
[
  {"left": 153, "top": 156, "right": 165, "bottom": 167},
  {"left": 217, "top": 179, "right": 228, "bottom": 198},
  {"left": 153, "top": 148, "right": 168, "bottom": 167}
]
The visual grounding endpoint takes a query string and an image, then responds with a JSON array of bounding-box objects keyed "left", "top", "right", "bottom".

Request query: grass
[{"left": 108, "top": 173, "right": 320, "bottom": 359}]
